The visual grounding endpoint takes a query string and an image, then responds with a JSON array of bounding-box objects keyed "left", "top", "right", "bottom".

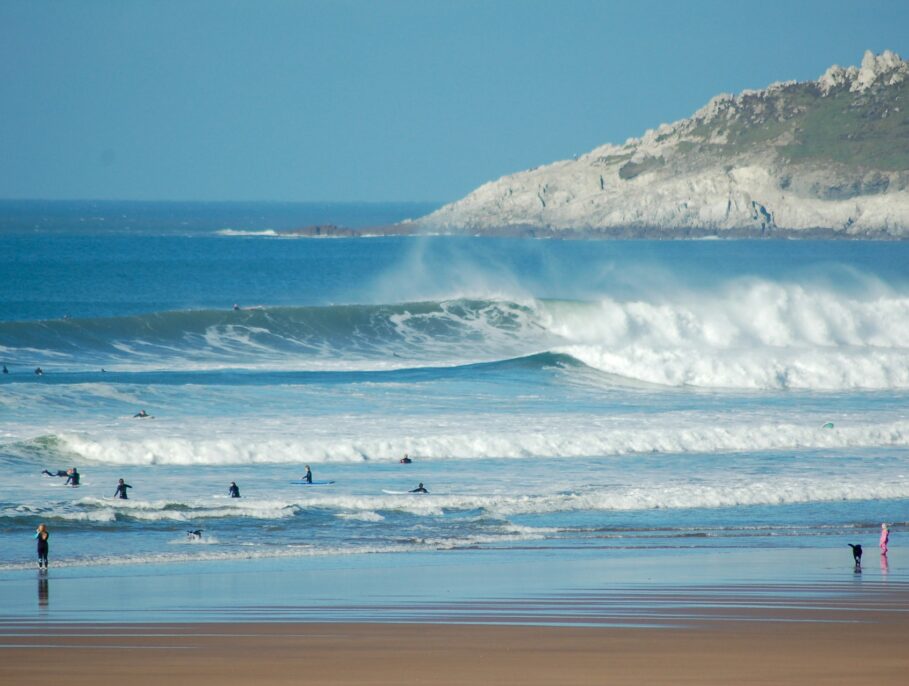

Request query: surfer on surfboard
[
  {"left": 302, "top": 466, "right": 313, "bottom": 484},
  {"left": 410, "top": 482, "right": 429, "bottom": 494}
]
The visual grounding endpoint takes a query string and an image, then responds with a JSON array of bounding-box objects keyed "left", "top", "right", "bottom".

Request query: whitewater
[{"left": 1, "top": 204, "right": 907, "bottom": 570}]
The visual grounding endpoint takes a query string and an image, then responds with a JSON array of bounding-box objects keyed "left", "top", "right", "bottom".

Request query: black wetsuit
[
  {"left": 228, "top": 484, "right": 240, "bottom": 497},
  {"left": 42, "top": 470, "right": 68, "bottom": 477},
  {"left": 114, "top": 483, "right": 132, "bottom": 499},
  {"left": 65, "top": 471, "right": 80, "bottom": 486},
  {"left": 36, "top": 531, "right": 49, "bottom": 569},
  {"left": 304, "top": 470, "right": 312, "bottom": 484},
  {"left": 410, "top": 485, "right": 428, "bottom": 493}
]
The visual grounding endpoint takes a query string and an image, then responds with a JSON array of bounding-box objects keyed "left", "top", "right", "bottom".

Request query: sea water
[{"left": 1, "top": 201, "right": 908, "bottom": 572}]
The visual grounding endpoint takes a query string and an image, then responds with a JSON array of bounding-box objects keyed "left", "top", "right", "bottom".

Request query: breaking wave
[{"left": 1, "top": 277, "right": 908, "bottom": 389}]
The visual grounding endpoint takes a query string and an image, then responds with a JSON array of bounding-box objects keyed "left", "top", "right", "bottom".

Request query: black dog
[
  {"left": 848, "top": 543, "right": 863, "bottom": 565},
  {"left": 187, "top": 529, "right": 203, "bottom": 540}
]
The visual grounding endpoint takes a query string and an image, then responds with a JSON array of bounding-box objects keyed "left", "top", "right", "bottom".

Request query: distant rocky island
[{"left": 403, "top": 50, "right": 908, "bottom": 239}]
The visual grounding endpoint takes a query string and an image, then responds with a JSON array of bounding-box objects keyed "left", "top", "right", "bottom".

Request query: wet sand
[
  {"left": 1, "top": 619, "right": 906, "bottom": 686},
  {"left": 3, "top": 586, "right": 908, "bottom": 686}
]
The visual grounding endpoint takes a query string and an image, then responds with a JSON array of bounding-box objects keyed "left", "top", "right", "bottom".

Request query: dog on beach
[{"left": 848, "top": 543, "right": 863, "bottom": 565}]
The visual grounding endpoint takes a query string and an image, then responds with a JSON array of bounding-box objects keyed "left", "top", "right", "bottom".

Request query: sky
[{"left": 1, "top": 0, "right": 908, "bottom": 203}]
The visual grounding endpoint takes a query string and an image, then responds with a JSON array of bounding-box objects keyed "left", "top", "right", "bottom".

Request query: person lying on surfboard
[{"left": 410, "top": 482, "right": 428, "bottom": 493}]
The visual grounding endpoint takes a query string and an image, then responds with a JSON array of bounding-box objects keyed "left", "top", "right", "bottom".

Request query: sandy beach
[
  {"left": 2, "top": 557, "right": 907, "bottom": 686},
  {"left": 2, "top": 610, "right": 908, "bottom": 686}
]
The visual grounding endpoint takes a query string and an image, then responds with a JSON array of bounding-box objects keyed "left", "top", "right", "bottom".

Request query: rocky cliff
[{"left": 417, "top": 50, "right": 909, "bottom": 237}]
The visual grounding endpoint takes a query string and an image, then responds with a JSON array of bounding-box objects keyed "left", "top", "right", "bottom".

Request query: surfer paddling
[{"left": 410, "top": 482, "right": 429, "bottom": 494}]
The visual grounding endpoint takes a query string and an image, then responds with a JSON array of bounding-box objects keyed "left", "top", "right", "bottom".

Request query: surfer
[
  {"left": 35, "top": 523, "right": 49, "bottom": 570},
  {"left": 302, "top": 466, "right": 313, "bottom": 484},
  {"left": 232, "top": 303, "right": 240, "bottom": 311},
  {"left": 65, "top": 467, "right": 80, "bottom": 486},
  {"left": 114, "top": 478, "right": 132, "bottom": 499},
  {"left": 2, "top": 364, "right": 8, "bottom": 374},
  {"left": 187, "top": 529, "right": 203, "bottom": 540},
  {"left": 410, "top": 482, "right": 429, "bottom": 494},
  {"left": 42, "top": 469, "right": 69, "bottom": 478},
  {"left": 228, "top": 482, "right": 240, "bottom": 498},
  {"left": 133, "top": 409, "right": 150, "bottom": 418},
  {"left": 34, "top": 367, "right": 43, "bottom": 376},
  {"left": 400, "top": 454, "right": 412, "bottom": 464},
  {"left": 881, "top": 523, "right": 890, "bottom": 554}
]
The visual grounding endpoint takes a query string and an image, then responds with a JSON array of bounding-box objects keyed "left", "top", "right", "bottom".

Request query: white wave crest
[
  {"left": 540, "top": 281, "right": 909, "bottom": 389},
  {"left": 49, "top": 418, "right": 909, "bottom": 465}
]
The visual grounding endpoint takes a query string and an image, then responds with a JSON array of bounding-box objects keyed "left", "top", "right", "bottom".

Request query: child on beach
[
  {"left": 880, "top": 523, "right": 890, "bottom": 554},
  {"left": 35, "top": 523, "right": 49, "bottom": 570}
]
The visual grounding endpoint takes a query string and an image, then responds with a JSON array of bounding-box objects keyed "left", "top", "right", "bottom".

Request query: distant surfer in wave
[
  {"left": 302, "top": 466, "right": 313, "bottom": 484},
  {"left": 35, "top": 523, "right": 49, "bottom": 571},
  {"left": 114, "top": 478, "right": 132, "bottom": 499},
  {"left": 2, "top": 364, "right": 8, "bottom": 374},
  {"left": 410, "top": 482, "right": 428, "bottom": 494},
  {"left": 34, "top": 367, "right": 43, "bottom": 376},
  {"left": 133, "top": 409, "right": 150, "bottom": 418},
  {"left": 228, "top": 482, "right": 240, "bottom": 498},
  {"left": 42, "top": 467, "right": 79, "bottom": 486},
  {"left": 187, "top": 529, "right": 203, "bottom": 540},
  {"left": 400, "top": 454, "right": 412, "bottom": 464}
]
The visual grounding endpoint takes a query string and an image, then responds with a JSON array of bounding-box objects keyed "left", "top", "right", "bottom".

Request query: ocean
[{"left": 1, "top": 201, "right": 907, "bottom": 575}]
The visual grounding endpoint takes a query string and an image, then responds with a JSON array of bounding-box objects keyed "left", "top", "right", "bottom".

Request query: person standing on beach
[
  {"left": 880, "top": 523, "right": 890, "bottom": 554},
  {"left": 114, "top": 479, "right": 132, "bottom": 499},
  {"left": 35, "top": 523, "right": 49, "bottom": 570}
]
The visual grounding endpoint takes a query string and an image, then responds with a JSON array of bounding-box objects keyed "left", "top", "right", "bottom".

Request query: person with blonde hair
[
  {"left": 880, "top": 523, "right": 890, "bottom": 554},
  {"left": 35, "top": 523, "right": 49, "bottom": 570}
]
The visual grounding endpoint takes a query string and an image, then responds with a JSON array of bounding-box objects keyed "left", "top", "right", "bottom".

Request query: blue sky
[{"left": 1, "top": 0, "right": 907, "bottom": 203}]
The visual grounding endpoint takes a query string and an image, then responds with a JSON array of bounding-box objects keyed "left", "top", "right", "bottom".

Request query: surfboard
[{"left": 288, "top": 480, "right": 335, "bottom": 485}]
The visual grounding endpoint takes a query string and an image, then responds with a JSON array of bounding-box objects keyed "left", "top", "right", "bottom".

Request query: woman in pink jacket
[{"left": 880, "top": 523, "right": 890, "bottom": 554}]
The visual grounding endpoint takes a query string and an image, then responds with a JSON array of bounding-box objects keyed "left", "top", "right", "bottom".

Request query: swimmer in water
[
  {"left": 114, "top": 479, "right": 132, "bottom": 499},
  {"left": 400, "top": 454, "right": 412, "bottom": 464},
  {"left": 302, "top": 466, "right": 313, "bottom": 484},
  {"left": 65, "top": 467, "right": 80, "bottom": 486},
  {"left": 228, "top": 482, "right": 240, "bottom": 498},
  {"left": 133, "top": 409, "right": 150, "bottom": 418}
]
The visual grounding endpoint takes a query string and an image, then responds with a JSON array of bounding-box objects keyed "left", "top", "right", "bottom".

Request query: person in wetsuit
[
  {"left": 114, "top": 479, "right": 132, "bottom": 499},
  {"left": 65, "top": 468, "right": 80, "bottom": 486},
  {"left": 410, "top": 482, "right": 429, "bottom": 494},
  {"left": 2, "top": 364, "right": 8, "bottom": 374},
  {"left": 302, "top": 466, "right": 313, "bottom": 484},
  {"left": 133, "top": 409, "right": 149, "bottom": 418},
  {"left": 228, "top": 482, "right": 240, "bottom": 498},
  {"left": 400, "top": 454, "right": 412, "bottom": 464},
  {"left": 35, "top": 523, "right": 49, "bottom": 570},
  {"left": 42, "top": 469, "right": 68, "bottom": 477}
]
